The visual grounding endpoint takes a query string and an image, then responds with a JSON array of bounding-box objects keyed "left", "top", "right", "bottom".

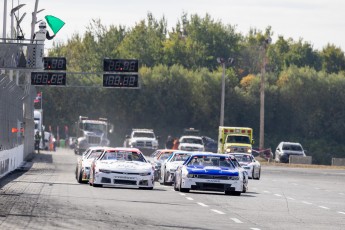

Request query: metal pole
[
  {"left": 3, "top": 0, "right": 7, "bottom": 41},
  {"left": 220, "top": 62, "right": 225, "bottom": 126},
  {"left": 31, "top": 0, "right": 39, "bottom": 40},
  {"left": 259, "top": 47, "right": 267, "bottom": 151}
]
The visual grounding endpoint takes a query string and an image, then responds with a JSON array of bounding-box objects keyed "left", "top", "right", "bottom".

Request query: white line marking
[
  {"left": 325, "top": 190, "right": 331, "bottom": 192},
  {"left": 338, "top": 211, "right": 345, "bottom": 215},
  {"left": 230, "top": 218, "right": 243, "bottom": 224},
  {"left": 250, "top": 228, "right": 261, "bottom": 230},
  {"left": 319, "top": 206, "right": 330, "bottom": 210},
  {"left": 274, "top": 194, "right": 282, "bottom": 197},
  {"left": 339, "top": 193, "right": 344, "bottom": 195},
  {"left": 186, "top": 197, "right": 194, "bottom": 201},
  {"left": 263, "top": 190, "right": 271, "bottom": 193},
  {"left": 211, "top": 209, "right": 225, "bottom": 215},
  {"left": 292, "top": 183, "right": 298, "bottom": 186},
  {"left": 314, "top": 187, "right": 320, "bottom": 190},
  {"left": 179, "top": 193, "right": 186, "bottom": 196},
  {"left": 302, "top": 201, "right": 312, "bottom": 205},
  {"left": 287, "top": 197, "right": 295, "bottom": 200},
  {"left": 252, "top": 187, "right": 258, "bottom": 190},
  {"left": 197, "top": 202, "right": 208, "bottom": 207}
]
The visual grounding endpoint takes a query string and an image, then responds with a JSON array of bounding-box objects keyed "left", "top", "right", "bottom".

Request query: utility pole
[
  {"left": 259, "top": 37, "right": 271, "bottom": 151},
  {"left": 217, "top": 57, "right": 234, "bottom": 127}
]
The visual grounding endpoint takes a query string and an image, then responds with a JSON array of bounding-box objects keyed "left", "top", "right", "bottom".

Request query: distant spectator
[
  {"left": 165, "top": 135, "right": 174, "bottom": 149},
  {"left": 172, "top": 138, "right": 180, "bottom": 150}
]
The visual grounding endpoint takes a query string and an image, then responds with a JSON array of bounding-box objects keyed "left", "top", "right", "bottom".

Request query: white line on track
[
  {"left": 287, "top": 197, "right": 295, "bottom": 200},
  {"left": 186, "top": 197, "right": 194, "bottom": 201},
  {"left": 291, "top": 183, "right": 298, "bottom": 186},
  {"left": 179, "top": 193, "right": 186, "bottom": 196},
  {"left": 338, "top": 211, "right": 345, "bottom": 215},
  {"left": 211, "top": 209, "right": 225, "bottom": 215},
  {"left": 314, "top": 187, "right": 320, "bottom": 190},
  {"left": 274, "top": 194, "right": 282, "bottom": 197},
  {"left": 197, "top": 202, "right": 208, "bottom": 207},
  {"left": 302, "top": 201, "right": 312, "bottom": 205},
  {"left": 263, "top": 190, "right": 271, "bottom": 193},
  {"left": 318, "top": 206, "right": 330, "bottom": 210},
  {"left": 250, "top": 228, "right": 261, "bottom": 230},
  {"left": 230, "top": 218, "right": 243, "bottom": 224},
  {"left": 339, "top": 193, "right": 344, "bottom": 195}
]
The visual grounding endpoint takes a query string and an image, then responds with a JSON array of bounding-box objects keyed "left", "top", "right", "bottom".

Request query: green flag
[{"left": 44, "top": 15, "right": 65, "bottom": 34}]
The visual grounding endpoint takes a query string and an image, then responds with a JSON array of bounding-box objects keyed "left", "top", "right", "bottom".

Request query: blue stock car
[{"left": 174, "top": 153, "right": 245, "bottom": 196}]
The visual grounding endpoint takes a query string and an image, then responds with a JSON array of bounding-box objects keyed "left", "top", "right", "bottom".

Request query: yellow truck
[{"left": 218, "top": 127, "right": 254, "bottom": 154}]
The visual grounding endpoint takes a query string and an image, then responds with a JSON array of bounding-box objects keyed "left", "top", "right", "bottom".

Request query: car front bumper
[{"left": 93, "top": 172, "right": 154, "bottom": 188}]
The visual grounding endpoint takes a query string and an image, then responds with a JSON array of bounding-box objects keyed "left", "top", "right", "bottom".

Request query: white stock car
[
  {"left": 89, "top": 147, "right": 155, "bottom": 189},
  {"left": 159, "top": 151, "right": 193, "bottom": 185},
  {"left": 178, "top": 136, "right": 205, "bottom": 152},
  {"left": 75, "top": 146, "right": 108, "bottom": 183},
  {"left": 232, "top": 153, "right": 261, "bottom": 179},
  {"left": 174, "top": 153, "right": 245, "bottom": 196}
]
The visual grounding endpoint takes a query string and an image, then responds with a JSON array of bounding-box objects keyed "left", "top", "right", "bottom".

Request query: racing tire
[
  {"left": 77, "top": 169, "right": 83, "bottom": 183},
  {"left": 254, "top": 169, "right": 261, "bottom": 180},
  {"left": 179, "top": 178, "right": 189, "bottom": 193},
  {"left": 173, "top": 176, "right": 179, "bottom": 191}
]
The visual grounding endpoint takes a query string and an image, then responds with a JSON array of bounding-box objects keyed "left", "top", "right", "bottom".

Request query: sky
[{"left": 2, "top": 0, "right": 345, "bottom": 51}]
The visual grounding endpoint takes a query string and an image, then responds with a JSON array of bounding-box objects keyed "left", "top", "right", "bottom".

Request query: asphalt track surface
[{"left": 0, "top": 148, "right": 344, "bottom": 230}]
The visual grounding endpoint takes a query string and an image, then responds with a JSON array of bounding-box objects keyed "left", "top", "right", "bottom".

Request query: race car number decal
[{"left": 114, "top": 176, "right": 136, "bottom": 180}]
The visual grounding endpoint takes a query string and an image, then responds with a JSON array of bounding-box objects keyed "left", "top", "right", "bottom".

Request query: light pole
[
  {"left": 217, "top": 57, "right": 234, "bottom": 127},
  {"left": 259, "top": 37, "right": 271, "bottom": 151}
]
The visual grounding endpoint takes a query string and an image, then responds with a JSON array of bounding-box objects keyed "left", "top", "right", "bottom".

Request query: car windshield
[
  {"left": 187, "top": 155, "right": 234, "bottom": 168},
  {"left": 180, "top": 138, "right": 202, "bottom": 145},
  {"left": 233, "top": 154, "right": 252, "bottom": 163},
  {"left": 87, "top": 150, "right": 103, "bottom": 160},
  {"left": 226, "top": 135, "right": 250, "bottom": 144},
  {"left": 159, "top": 152, "right": 172, "bottom": 160},
  {"left": 83, "top": 123, "right": 106, "bottom": 132},
  {"left": 133, "top": 132, "right": 154, "bottom": 138},
  {"left": 101, "top": 150, "right": 145, "bottom": 162},
  {"left": 170, "top": 153, "right": 191, "bottom": 162},
  {"left": 282, "top": 144, "right": 302, "bottom": 151}
]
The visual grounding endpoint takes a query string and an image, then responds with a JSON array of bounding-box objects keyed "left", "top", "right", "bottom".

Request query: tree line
[{"left": 41, "top": 13, "right": 345, "bottom": 164}]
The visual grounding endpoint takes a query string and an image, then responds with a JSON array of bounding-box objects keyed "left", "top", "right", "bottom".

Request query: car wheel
[
  {"left": 179, "top": 178, "right": 189, "bottom": 193},
  {"left": 251, "top": 169, "right": 255, "bottom": 179},
  {"left": 173, "top": 176, "right": 179, "bottom": 191},
  {"left": 77, "top": 169, "right": 83, "bottom": 183},
  {"left": 254, "top": 169, "right": 261, "bottom": 180}
]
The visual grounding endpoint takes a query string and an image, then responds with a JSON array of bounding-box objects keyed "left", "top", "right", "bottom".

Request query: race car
[
  {"left": 159, "top": 151, "right": 193, "bottom": 185},
  {"left": 89, "top": 147, "right": 155, "bottom": 189},
  {"left": 75, "top": 146, "right": 109, "bottom": 183},
  {"left": 174, "top": 153, "right": 245, "bottom": 196},
  {"left": 149, "top": 149, "right": 175, "bottom": 181},
  {"left": 231, "top": 153, "right": 261, "bottom": 179}
]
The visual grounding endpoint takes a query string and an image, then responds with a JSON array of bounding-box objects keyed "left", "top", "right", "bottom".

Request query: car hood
[
  {"left": 179, "top": 143, "right": 203, "bottom": 148},
  {"left": 282, "top": 150, "right": 305, "bottom": 155},
  {"left": 82, "top": 158, "right": 96, "bottom": 168},
  {"left": 186, "top": 165, "right": 239, "bottom": 176},
  {"left": 131, "top": 137, "right": 156, "bottom": 141},
  {"left": 97, "top": 160, "right": 152, "bottom": 172},
  {"left": 166, "top": 161, "right": 185, "bottom": 170}
]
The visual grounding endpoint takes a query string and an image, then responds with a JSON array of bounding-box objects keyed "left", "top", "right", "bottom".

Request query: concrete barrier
[
  {"left": 289, "top": 155, "right": 312, "bottom": 164},
  {"left": 331, "top": 158, "right": 345, "bottom": 166}
]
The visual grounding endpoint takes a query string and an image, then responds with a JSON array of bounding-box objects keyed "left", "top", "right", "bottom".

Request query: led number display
[
  {"left": 103, "top": 74, "right": 139, "bottom": 88},
  {"left": 31, "top": 72, "right": 67, "bottom": 86},
  {"left": 103, "top": 59, "right": 138, "bottom": 72},
  {"left": 43, "top": 57, "right": 67, "bottom": 70}
]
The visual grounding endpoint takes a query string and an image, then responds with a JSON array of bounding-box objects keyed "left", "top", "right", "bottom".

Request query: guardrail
[{"left": 331, "top": 158, "right": 345, "bottom": 166}]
